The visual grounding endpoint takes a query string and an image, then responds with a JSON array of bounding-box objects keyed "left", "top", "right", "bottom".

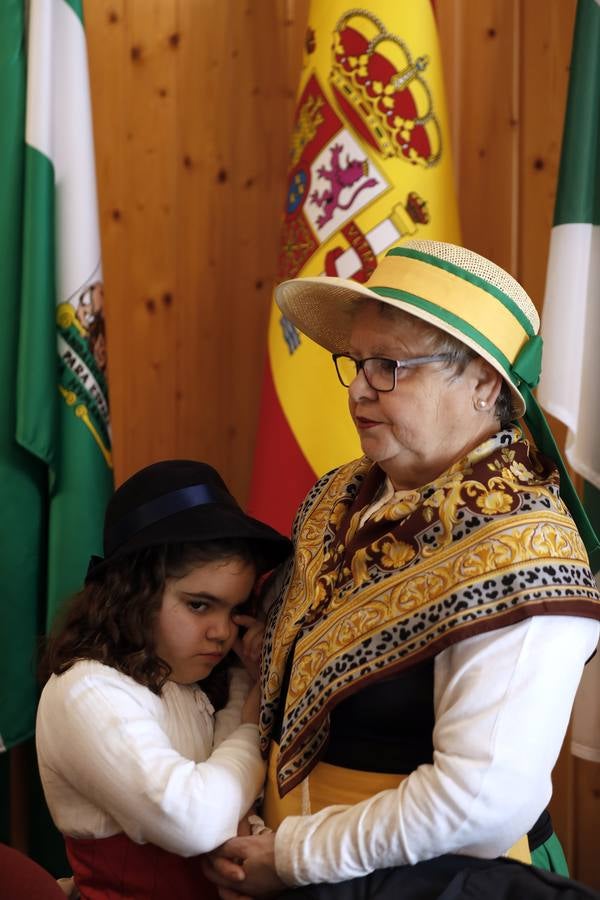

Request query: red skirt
[{"left": 65, "top": 833, "right": 219, "bottom": 900}]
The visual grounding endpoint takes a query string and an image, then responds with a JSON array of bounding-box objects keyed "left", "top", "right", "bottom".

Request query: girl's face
[{"left": 154, "top": 557, "right": 256, "bottom": 685}]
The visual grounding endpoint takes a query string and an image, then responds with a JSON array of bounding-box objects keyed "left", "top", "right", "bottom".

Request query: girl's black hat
[{"left": 85, "top": 459, "right": 292, "bottom": 582}]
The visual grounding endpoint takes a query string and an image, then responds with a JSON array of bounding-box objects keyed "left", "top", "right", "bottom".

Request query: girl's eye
[{"left": 187, "top": 599, "right": 209, "bottom": 613}]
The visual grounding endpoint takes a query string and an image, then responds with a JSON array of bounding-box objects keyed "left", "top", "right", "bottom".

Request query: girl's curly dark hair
[{"left": 41, "top": 539, "right": 262, "bottom": 706}]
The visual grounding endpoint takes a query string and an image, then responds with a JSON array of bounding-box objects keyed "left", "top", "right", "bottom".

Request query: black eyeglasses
[{"left": 332, "top": 352, "right": 452, "bottom": 392}]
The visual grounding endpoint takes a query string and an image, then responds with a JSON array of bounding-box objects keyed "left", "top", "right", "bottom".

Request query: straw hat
[{"left": 275, "top": 240, "right": 542, "bottom": 418}]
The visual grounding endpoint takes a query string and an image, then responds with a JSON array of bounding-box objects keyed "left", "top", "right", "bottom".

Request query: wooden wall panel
[
  {"left": 86, "top": 0, "right": 309, "bottom": 501},
  {"left": 82, "top": 0, "right": 597, "bottom": 887},
  {"left": 439, "top": 0, "right": 521, "bottom": 271},
  {"left": 574, "top": 759, "right": 600, "bottom": 884},
  {"left": 518, "top": 0, "right": 576, "bottom": 309}
]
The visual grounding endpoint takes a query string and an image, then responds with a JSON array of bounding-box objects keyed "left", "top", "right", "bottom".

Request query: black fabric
[
  {"left": 323, "top": 659, "right": 434, "bottom": 773},
  {"left": 104, "top": 483, "right": 235, "bottom": 551},
  {"left": 529, "top": 809, "right": 554, "bottom": 851},
  {"left": 277, "top": 855, "right": 600, "bottom": 900}
]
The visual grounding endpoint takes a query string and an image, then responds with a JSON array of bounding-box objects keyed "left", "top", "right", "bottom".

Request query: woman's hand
[
  {"left": 232, "top": 614, "right": 264, "bottom": 681},
  {"left": 202, "top": 832, "right": 285, "bottom": 898}
]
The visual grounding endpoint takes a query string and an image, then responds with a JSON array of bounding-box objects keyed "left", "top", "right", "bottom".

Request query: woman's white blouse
[
  {"left": 274, "top": 615, "right": 600, "bottom": 886},
  {"left": 36, "top": 661, "right": 265, "bottom": 857}
]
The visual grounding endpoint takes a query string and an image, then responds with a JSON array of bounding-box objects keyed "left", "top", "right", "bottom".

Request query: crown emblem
[{"left": 329, "top": 9, "right": 441, "bottom": 166}]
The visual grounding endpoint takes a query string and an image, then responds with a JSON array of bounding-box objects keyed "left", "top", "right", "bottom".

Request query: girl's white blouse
[{"left": 36, "top": 661, "right": 265, "bottom": 857}]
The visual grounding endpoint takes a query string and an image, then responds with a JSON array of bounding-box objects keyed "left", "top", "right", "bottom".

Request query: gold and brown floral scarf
[{"left": 260, "top": 428, "right": 600, "bottom": 796}]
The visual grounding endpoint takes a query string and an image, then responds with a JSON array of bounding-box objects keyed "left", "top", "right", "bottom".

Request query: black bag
[{"left": 278, "top": 855, "right": 600, "bottom": 900}]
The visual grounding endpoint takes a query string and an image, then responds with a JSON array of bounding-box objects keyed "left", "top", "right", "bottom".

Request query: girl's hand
[
  {"left": 232, "top": 614, "right": 264, "bottom": 680},
  {"left": 241, "top": 681, "right": 260, "bottom": 725}
]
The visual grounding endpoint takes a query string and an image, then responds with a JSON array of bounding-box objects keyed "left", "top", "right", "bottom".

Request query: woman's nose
[{"left": 348, "top": 366, "right": 377, "bottom": 401}]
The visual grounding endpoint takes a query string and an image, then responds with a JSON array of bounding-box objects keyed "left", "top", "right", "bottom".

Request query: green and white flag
[
  {"left": 0, "top": 0, "right": 113, "bottom": 751},
  {"left": 537, "top": 0, "right": 600, "bottom": 762}
]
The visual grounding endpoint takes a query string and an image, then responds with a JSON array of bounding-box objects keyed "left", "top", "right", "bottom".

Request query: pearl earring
[{"left": 476, "top": 398, "right": 487, "bottom": 410}]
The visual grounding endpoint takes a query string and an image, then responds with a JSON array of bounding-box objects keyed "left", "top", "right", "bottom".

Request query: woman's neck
[{"left": 383, "top": 422, "right": 500, "bottom": 491}]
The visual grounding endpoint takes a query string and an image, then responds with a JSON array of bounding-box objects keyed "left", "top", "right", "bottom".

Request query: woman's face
[
  {"left": 154, "top": 557, "right": 256, "bottom": 684},
  {"left": 346, "top": 301, "right": 500, "bottom": 489}
]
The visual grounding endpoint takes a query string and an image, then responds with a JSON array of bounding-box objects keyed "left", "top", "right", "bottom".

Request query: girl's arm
[
  {"left": 214, "top": 611, "right": 266, "bottom": 745},
  {"left": 36, "top": 661, "right": 266, "bottom": 857},
  {"left": 213, "top": 666, "right": 253, "bottom": 747}
]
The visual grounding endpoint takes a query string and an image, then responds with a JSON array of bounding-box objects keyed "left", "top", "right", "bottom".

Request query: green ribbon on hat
[
  {"left": 522, "top": 386, "right": 600, "bottom": 573},
  {"left": 511, "top": 334, "right": 543, "bottom": 388},
  {"left": 511, "top": 338, "right": 600, "bottom": 572}
]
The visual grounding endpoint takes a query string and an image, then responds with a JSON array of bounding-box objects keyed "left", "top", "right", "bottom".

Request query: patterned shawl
[{"left": 260, "top": 428, "right": 600, "bottom": 796}]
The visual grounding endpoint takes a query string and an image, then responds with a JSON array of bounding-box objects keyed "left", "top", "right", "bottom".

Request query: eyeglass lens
[{"left": 335, "top": 356, "right": 397, "bottom": 391}]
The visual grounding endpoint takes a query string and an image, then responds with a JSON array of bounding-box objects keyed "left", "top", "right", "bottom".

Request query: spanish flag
[{"left": 250, "top": 0, "right": 460, "bottom": 533}]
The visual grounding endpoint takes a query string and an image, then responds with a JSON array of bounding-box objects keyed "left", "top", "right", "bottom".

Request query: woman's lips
[{"left": 356, "top": 416, "right": 381, "bottom": 429}]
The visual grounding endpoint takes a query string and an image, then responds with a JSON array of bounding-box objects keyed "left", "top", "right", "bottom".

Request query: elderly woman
[{"left": 207, "top": 241, "right": 600, "bottom": 897}]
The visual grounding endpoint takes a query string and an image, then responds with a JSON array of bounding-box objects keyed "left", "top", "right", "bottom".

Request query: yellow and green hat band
[
  {"left": 369, "top": 285, "right": 516, "bottom": 380},
  {"left": 367, "top": 248, "right": 535, "bottom": 371},
  {"left": 386, "top": 246, "right": 536, "bottom": 337}
]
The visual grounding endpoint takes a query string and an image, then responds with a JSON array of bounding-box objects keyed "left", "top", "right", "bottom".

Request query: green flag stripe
[
  {"left": 17, "top": 145, "right": 57, "bottom": 469},
  {"left": 61, "top": 0, "right": 84, "bottom": 26},
  {"left": 554, "top": 0, "right": 600, "bottom": 226},
  {"left": 583, "top": 481, "right": 600, "bottom": 537},
  {"left": 0, "top": 0, "right": 44, "bottom": 750}
]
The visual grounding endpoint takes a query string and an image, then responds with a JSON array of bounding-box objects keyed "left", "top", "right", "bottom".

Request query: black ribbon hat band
[{"left": 104, "top": 483, "right": 235, "bottom": 555}]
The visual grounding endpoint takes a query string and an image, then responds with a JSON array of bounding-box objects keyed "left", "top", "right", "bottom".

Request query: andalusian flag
[
  {"left": 0, "top": 0, "right": 112, "bottom": 751},
  {"left": 249, "top": 0, "right": 460, "bottom": 533},
  {"left": 537, "top": 0, "right": 600, "bottom": 761}
]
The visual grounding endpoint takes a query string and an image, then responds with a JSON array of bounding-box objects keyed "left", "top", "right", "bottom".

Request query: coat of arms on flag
[
  {"left": 57, "top": 277, "right": 111, "bottom": 466},
  {"left": 251, "top": 0, "right": 461, "bottom": 532}
]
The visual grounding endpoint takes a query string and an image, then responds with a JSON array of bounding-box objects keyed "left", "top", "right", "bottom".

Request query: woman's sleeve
[
  {"left": 36, "top": 666, "right": 266, "bottom": 856},
  {"left": 274, "top": 615, "right": 600, "bottom": 886}
]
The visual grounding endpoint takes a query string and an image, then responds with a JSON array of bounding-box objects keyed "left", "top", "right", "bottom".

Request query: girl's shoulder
[{"left": 40, "top": 659, "right": 160, "bottom": 714}]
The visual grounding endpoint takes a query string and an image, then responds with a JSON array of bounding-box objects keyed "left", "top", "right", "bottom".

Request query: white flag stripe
[
  {"left": 24, "top": 0, "right": 54, "bottom": 159},
  {"left": 26, "top": 0, "right": 102, "bottom": 305},
  {"left": 538, "top": 223, "right": 600, "bottom": 489},
  {"left": 565, "top": 225, "right": 600, "bottom": 488}
]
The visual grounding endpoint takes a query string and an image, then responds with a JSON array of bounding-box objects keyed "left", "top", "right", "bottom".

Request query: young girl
[{"left": 36, "top": 459, "right": 291, "bottom": 900}]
